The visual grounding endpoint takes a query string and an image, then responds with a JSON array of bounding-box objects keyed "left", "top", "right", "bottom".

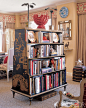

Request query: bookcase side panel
[{"left": 12, "top": 29, "right": 29, "bottom": 94}]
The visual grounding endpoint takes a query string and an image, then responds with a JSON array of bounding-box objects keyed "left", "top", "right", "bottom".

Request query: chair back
[
  {"left": 79, "top": 78, "right": 86, "bottom": 108},
  {"left": 7, "top": 48, "right": 14, "bottom": 72}
]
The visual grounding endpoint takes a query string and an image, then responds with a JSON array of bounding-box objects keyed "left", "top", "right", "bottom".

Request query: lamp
[
  {"left": 45, "top": 7, "right": 57, "bottom": 30},
  {"left": 21, "top": 3, "right": 36, "bottom": 27}
]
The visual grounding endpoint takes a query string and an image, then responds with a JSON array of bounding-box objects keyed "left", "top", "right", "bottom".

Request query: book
[
  {"left": 35, "top": 31, "right": 41, "bottom": 43},
  {"left": 60, "top": 71, "right": 62, "bottom": 85},
  {"left": 35, "top": 76, "right": 40, "bottom": 94}
]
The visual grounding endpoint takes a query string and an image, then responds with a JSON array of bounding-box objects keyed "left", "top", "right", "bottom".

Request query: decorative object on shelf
[
  {"left": 21, "top": 3, "right": 36, "bottom": 27},
  {"left": 75, "top": 59, "right": 83, "bottom": 66},
  {"left": 53, "top": 33, "right": 59, "bottom": 43},
  {"left": 59, "top": 7, "right": 68, "bottom": 18},
  {"left": 65, "top": 42, "right": 69, "bottom": 49},
  {"left": 45, "top": 7, "right": 57, "bottom": 30},
  {"left": 28, "top": 31, "right": 36, "bottom": 43},
  {"left": 33, "top": 14, "right": 49, "bottom": 29},
  {"left": 58, "top": 20, "right": 72, "bottom": 40}
]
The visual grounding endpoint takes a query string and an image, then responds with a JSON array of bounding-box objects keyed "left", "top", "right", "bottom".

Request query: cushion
[
  {"left": 4, "top": 56, "right": 8, "bottom": 64},
  {"left": 0, "top": 63, "right": 7, "bottom": 70}
]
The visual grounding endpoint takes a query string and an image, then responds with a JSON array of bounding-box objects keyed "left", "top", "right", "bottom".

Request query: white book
[
  {"left": 35, "top": 77, "right": 40, "bottom": 94},
  {"left": 60, "top": 45, "right": 61, "bottom": 55},
  {"left": 63, "top": 57, "right": 65, "bottom": 69},
  {"left": 40, "top": 45, "right": 44, "bottom": 57}
]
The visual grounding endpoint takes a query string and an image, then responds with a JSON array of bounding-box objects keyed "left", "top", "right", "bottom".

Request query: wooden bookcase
[{"left": 11, "top": 28, "right": 67, "bottom": 105}]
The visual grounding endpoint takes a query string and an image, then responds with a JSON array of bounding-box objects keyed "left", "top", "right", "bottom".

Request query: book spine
[
  {"left": 30, "top": 78, "right": 32, "bottom": 95},
  {"left": 42, "top": 76, "right": 43, "bottom": 92},
  {"left": 51, "top": 74, "right": 53, "bottom": 88},
  {"left": 54, "top": 74, "right": 55, "bottom": 88},
  {"left": 60, "top": 71, "right": 62, "bottom": 86},
  {"left": 35, "top": 77, "right": 40, "bottom": 94},
  {"left": 47, "top": 75, "right": 49, "bottom": 90},
  {"left": 57, "top": 73, "right": 58, "bottom": 87},
  {"left": 46, "top": 75, "right": 47, "bottom": 91}
]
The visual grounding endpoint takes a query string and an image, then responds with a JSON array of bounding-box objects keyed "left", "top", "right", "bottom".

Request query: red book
[
  {"left": 30, "top": 60, "right": 32, "bottom": 76},
  {"left": 32, "top": 61, "right": 33, "bottom": 75}
]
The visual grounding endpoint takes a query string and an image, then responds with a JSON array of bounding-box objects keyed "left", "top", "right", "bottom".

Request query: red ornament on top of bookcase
[{"left": 33, "top": 14, "right": 49, "bottom": 29}]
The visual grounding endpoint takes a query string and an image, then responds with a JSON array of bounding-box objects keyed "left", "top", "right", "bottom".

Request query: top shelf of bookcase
[
  {"left": 27, "top": 42, "right": 64, "bottom": 46},
  {"left": 25, "top": 27, "right": 62, "bottom": 33}
]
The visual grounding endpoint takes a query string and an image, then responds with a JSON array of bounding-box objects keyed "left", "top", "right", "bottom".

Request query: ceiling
[{"left": 0, "top": 0, "right": 85, "bottom": 13}]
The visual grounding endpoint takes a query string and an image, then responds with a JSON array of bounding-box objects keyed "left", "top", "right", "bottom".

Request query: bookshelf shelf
[
  {"left": 27, "top": 43, "right": 64, "bottom": 46},
  {"left": 11, "top": 28, "right": 67, "bottom": 105},
  {"left": 28, "top": 55, "right": 65, "bottom": 60},
  {"left": 30, "top": 69, "right": 66, "bottom": 77}
]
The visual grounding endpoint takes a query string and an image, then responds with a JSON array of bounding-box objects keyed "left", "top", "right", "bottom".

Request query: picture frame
[{"left": 58, "top": 20, "right": 72, "bottom": 40}]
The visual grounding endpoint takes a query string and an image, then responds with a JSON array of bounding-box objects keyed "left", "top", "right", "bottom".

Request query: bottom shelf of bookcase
[{"left": 11, "top": 83, "right": 67, "bottom": 105}]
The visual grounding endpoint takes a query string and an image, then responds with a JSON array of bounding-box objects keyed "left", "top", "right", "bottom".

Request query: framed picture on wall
[{"left": 58, "top": 20, "right": 72, "bottom": 40}]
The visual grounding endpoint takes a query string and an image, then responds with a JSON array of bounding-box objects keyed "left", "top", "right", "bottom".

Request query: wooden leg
[
  {"left": 29, "top": 98, "right": 33, "bottom": 105},
  {"left": 30, "top": 100, "right": 31, "bottom": 105},
  {"left": 13, "top": 91, "right": 15, "bottom": 98},
  {"left": 64, "top": 86, "right": 66, "bottom": 91}
]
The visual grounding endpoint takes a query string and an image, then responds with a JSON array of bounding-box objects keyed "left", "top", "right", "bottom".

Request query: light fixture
[
  {"left": 45, "top": 7, "right": 57, "bottom": 29},
  {"left": 21, "top": 3, "right": 36, "bottom": 27}
]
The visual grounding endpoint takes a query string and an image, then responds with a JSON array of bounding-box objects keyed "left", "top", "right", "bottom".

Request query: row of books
[
  {"left": 54, "top": 57, "right": 65, "bottom": 71},
  {"left": 27, "top": 45, "right": 64, "bottom": 58},
  {"left": 26, "top": 31, "right": 63, "bottom": 43},
  {"left": 29, "top": 70, "right": 66, "bottom": 95},
  {"left": 29, "top": 57, "right": 65, "bottom": 76}
]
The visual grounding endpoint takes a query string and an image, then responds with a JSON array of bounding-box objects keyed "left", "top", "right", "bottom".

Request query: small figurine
[{"left": 65, "top": 42, "right": 69, "bottom": 49}]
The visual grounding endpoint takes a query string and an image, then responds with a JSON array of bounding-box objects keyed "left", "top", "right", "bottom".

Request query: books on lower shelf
[
  {"left": 29, "top": 70, "right": 66, "bottom": 95},
  {"left": 29, "top": 57, "right": 65, "bottom": 76}
]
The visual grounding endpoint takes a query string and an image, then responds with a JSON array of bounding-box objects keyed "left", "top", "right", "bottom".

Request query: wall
[{"left": 57, "top": 2, "right": 78, "bottom": 73}]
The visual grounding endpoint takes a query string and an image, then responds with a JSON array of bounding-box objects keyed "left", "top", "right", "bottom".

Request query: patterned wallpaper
[
  {"left": 77, "top": 2, "right": 86, "bottom": 14},
  {"left": 0, "top": 14, "right": 15, "bottom": 23},
  {"left": 20, "top": 10, "right": 57, "bottom": 23}
]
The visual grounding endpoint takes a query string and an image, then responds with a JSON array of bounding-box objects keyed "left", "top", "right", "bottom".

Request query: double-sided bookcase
[{"left": 11, "top": 28, "right": 67, "bottom": 105}]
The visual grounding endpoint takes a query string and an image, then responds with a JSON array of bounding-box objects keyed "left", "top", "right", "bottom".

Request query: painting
[{"left": 58, "top": 20, "right": 72, "bottom": 40}]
